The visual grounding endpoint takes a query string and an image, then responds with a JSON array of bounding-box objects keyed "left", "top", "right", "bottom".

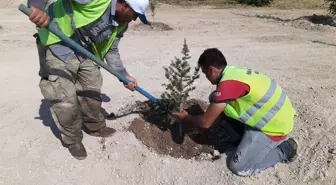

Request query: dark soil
[
  {"left": 305, "top": 14, "right": 336, "bottom": 27},
  {"left": 117, "top": 99, "right": 244, "bottom": 160},
  {"left": 253, "top": 14, "right": 336, "bottom": 27},
  {"left": 131, "top": 21, "right": 173, "bottom": 31},
  {"left": 129, "top": 117, "right": 214, "bottom": 159}
]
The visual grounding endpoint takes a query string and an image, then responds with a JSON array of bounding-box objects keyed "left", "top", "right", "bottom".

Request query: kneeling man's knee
[{"left": 228, "top": 156, "right": 253, "bottom": 177}]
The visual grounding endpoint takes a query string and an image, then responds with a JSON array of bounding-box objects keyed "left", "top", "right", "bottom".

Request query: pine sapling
[
  {"left": 149, "top": 0, "right": 157, "bottom": 21},
  {"left": 149, "top": 38, "right": 200, "bottom": 130},
  {"left": 161, "top": 38, "right": 200, "bottom": 113}
]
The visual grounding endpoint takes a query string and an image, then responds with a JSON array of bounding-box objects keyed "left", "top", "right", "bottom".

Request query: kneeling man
[{"left": 173, "top": 48, "right": 298, "bottom": 176}]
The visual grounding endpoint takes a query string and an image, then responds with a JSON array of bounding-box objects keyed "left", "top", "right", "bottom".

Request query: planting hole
[
  {"left": 116, "top": 99, "right": 244, "bottom": 160},
  {"left": 131, "top": 22, "right": 173, "bottom": 31}
]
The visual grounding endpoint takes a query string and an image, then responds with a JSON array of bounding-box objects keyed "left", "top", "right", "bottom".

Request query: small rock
[
  {"left": 99, "top": 138, "right": 105, "bottom": 144},
  {"left": 101, "top": 144, "right": 106, "bottom": 151},
  {"left": 328, "top": 148, "right": 336, "bottom": 154},
  {"left": 309, "top": 87, "right": 314, "bottom": 90},
  {"left": 213, "top": 150, "right": 220, "bottom": 156},
  {"left": 324, "top": 171, "right": 328, "bottom": 177},
  {"left": 106, "top": 112, "right": 116, "bottom": 119}
]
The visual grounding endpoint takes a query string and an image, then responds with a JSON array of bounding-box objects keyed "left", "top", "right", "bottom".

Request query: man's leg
[
  {"left": 227, "top": 127, "right": 297, "bottom": 176},
  {"left": 201, "top": 113, "right": 245, "bottom": 153},
  {"left": 75, "top": 59, "right": 116, "bottom": 137},
  {"left": 36, "top": 38, "right": 87, "bottom": 160}
]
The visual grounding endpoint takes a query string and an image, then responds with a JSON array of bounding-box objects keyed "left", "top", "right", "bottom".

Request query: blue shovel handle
[{"left": 19, "top": 4, "right": 160, "bottom": 105}]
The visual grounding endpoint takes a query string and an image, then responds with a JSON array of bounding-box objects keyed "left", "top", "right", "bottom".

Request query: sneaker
[
  {"left": 86, "top": 127, "right": 116, "bottom": 138},
  {"left": 279, "top": 138, "right": 298, "bottom": 163},
  {"left": 67, "top": 143, "right": 87, "bottom": 160}
]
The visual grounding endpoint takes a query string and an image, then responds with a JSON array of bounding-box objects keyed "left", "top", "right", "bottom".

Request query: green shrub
[
  {"left": 325, "top": 0, "right": 336, "bottom": 17},
  {"left": 236, "top": 0, "right": 273, "bottom": 7}
]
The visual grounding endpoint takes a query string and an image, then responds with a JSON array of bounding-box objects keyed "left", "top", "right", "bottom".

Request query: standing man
[
  {"left": 27, "top": 0, "right": 150, "bottom": 160},
  {"left": 173, "top": 48, "right": 298, "bottom": 176}
]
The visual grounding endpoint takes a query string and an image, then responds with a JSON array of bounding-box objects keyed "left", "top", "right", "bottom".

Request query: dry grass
[
  {"left": 271, "top": 0, "right": 327, "bottom": 9},
  {"left": 157, "top": 0, "right": 235, "bottom": 6},
  {"left": 157, "top": 0, "right": 328, "bottom": 9}
]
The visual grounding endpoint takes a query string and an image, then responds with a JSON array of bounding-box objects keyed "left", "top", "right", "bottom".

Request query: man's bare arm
[{"left": 180, "top": 103, "right": 227, "bottom": 129}]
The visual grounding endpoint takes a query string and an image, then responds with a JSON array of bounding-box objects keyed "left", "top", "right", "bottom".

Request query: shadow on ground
[
  {"left": 233, "top": 12, "right": 336, "bottom": 27},
  {"left": 131, "top": 21, "right": 173, "bottom": 31},
  {"left": 34, "top": 93, "right": 114, "bottom": 142},
  {"left": 311, "top": 40, "right": 336, "bottom": 47},
  {"left": 34, "top": 99, "right": 61, "bottom": 140}
]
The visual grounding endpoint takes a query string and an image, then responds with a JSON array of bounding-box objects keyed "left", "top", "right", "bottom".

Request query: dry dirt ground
[{"left": 1, "top": 1, "right": 336, "bottom": 185}]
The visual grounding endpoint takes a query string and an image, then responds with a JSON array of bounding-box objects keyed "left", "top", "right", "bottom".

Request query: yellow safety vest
[
  {"left": 220, "top": 66, "right": 296, "bottom": 136},
  {"left": 38, "top": 0, "right": 127, "bottom": 60}
]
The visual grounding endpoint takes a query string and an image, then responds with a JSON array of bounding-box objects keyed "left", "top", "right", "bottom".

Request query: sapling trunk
[{"left": 150, "top": 0, "right": 157, "bottom": 22}]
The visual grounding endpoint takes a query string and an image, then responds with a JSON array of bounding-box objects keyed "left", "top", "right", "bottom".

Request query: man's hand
[
  {"left": 124, "top": 75, "right": 138, "bottom": 91},
  {"left": 173, "top": 110, "right": 188, "bottom": 121},
  {"left": 29, "top": 6, "right": 50, "bottom": 28},
  {"left": 172, "top": 103, "right": 226, "bottom": 129}
]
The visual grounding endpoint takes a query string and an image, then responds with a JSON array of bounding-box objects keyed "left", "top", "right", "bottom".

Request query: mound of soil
[
  {"left": 129, "top": 117, "right": 215, "bottom": 159},
  {"left": 118, "top": 99, "right": 244, "bottom": 160},
  {"left": 291, "top": 15, "right": 336, "bottom": 32},
  {"left": 254, "top": 13, "right": 336, "bottom": 32},
  {"left": 305, "top": 14, "right": 336, "bottom": 27},
  {"left": 131, "top": 21, "right": 173, "bottom": 31}
]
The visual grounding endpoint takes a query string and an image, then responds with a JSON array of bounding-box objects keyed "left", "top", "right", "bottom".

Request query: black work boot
[
  {"left": 86, "top": 127, "right": 116, "bottom": 138},
  {"left": 67, "top": 142, "right": 87, "bottom": 160},
  {"left": 279, "top": 138, "right": 298, "bottom": 163}
]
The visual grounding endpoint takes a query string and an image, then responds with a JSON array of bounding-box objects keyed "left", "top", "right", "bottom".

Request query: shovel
[
  {"left": 18, "top": 4, "right": 160, "bottom": 105},
  {"left": 19, "top": 4, "right": 186, "bottom": 141}
]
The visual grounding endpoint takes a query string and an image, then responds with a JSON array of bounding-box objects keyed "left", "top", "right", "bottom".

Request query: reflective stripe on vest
[
  {"left": 238, "top": 79, "right": 288, "bottom": 130},
  {"left": 221, "top": 66, "right": 295, "bottom": 136}
]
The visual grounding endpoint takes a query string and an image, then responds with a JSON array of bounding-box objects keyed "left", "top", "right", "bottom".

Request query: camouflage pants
[{"left": 36, "top": 37, "right": 106, "bottom": 145}]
